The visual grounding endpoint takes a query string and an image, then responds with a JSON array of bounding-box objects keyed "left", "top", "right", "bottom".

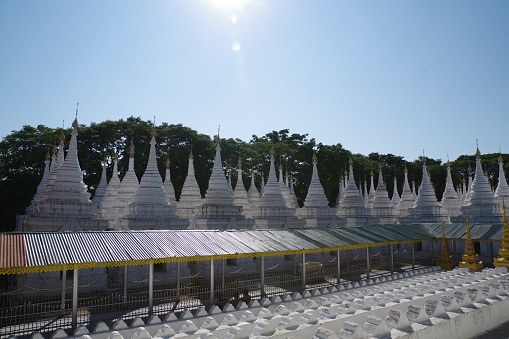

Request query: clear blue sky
[{"left": 1, "top": 0, "right": 508, "bottom": 162}]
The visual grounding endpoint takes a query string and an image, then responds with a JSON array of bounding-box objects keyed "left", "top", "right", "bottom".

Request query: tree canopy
[{"left": 0, "top": 117, "right": 507, "bottom": 232}]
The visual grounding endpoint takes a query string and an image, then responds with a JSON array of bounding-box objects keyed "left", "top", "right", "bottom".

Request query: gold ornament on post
[
  {"left": 494, "top": 203, "right": 509, "bottom": 268},
  {"left": 436, "top": 225, "right": 454, "bottom": 271},
  {"left": 459, "top": 219, "right": 483, "bottom": 272}
]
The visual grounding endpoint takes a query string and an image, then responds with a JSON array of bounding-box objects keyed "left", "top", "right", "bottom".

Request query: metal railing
[{"left": 0, "top": 248, "right": 434, "bottom": 338}]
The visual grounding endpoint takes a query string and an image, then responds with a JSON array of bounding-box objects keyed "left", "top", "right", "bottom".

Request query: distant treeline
[{"left": 0, "top": 116, "right": 507, "bottom": 232}]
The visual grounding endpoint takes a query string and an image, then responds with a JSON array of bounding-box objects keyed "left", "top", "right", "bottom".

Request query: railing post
[
  {"left": 176, "top": 262, "right": 181, "bottom": 299},
  {"left": 260, "top": 256, "right": 266, "bottom": 298},
  {"left": 123, "top": 265, "right": 128, "bottom": 306},
  {"left": 148, "top": 263, "right": 154, "bottom": 315},
  {"left": 61, "top": 270, "right": 67, "bottom": 310},
  {"left": 210, "top": 260, "right": 215, "bottom": 302},
  {"left": 72, "top": 269, "right": 79, "bottom": 329},
  {"left": 366, "top": 247, "right": 371, "bottom": 279},
  {"left": 411, "top": 242, "right": 415, "bottom": 270},
  {"left": 346, "top": 249, "right": 350, "bottom": 273},
  {"left": 221, "top": 259, "right": 226, "bottom": 292},
  {"left": 336, "top": 250, "right": 341, "bottom": 285},
  {"left": 390, "top": 244, "right": 394, "bottom": 274},
  {"left": 430, "top": 240, "right": 435, "bottom": 265},
  {"left": 301, "top": 252, "right": 306, "bottom": 290}
]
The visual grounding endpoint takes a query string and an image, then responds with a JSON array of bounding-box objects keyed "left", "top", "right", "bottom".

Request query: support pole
[
  {"left": 123, "top": 265, "right": 128, "bottom": 306},
  {"left": 366, "top": 247, "right": 371, "bottom": 279},
  {"left": 61, "top": 270, "right": 67, "bottom": 310},
  {"left": 260, "top": 256, "right": 266, "bottom": 298},
  {"left": 346, "top": 249, "right": 350, "bottom": 273},
  {"left": 302, "top": 253, "right": 306, "bottom": 290},
  {"left": 336, "top": 250, "right": 341, "bottom": 285},
  {"left": 71, "top": 269, "right": 79, "bottom": 330},
  {"left": 411, "top": 242, "right": 415, "bottom": 270},
  {"left": 176, "top": 262, "right": 181, "bottom": 299},
  {"left": 293, "top": 254, "right": 297, "bottom": 275},
  {"left": 210, "top": 260, "right": 215, "bottom": 302},
  {"left": 221, "top": 259, "right": 226, "bottom": 292},
  {"left": 148, "top": 263, "right": 154, "bottom": 315},
  {"left": 430, "top": 241, "right": 435, "bottom": 265},
  {"left": 390, "top": 244, "right": 394, "bottom": 274}
]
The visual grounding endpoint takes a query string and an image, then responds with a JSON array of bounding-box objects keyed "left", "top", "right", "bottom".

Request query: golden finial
[
  {"left": 165, "top": 157, "right": 170, "bottom": 167},
  {"left": 59, "top": 129, "right": 65, "bottom": 142},
  {"left": 269, "top": 146, "right": 275, "bottom": 155},
  {"left": 129, "top": 141, "right": 135, "bottom": 151},
  {"left": 113, "top": 152, "right": 119, "bottom": 160},
  {"left": 499, "top": 154, "right": 504, "bottom": 163},
  {"left": 45, "top": 151, "right": 50, "bottom": 160},
  {"left": 72, "top": 102, "right": 79, "bottom": 128},
  {"left": 150, "top": 126, "right": 156, "bottom": 137},
  {"left": 348, "top": 156, "right": 353, "bottom": 164},
  {"left": 312, "top": 152, "right": 318, "bottom": 163},
  {"left": 52, "top": 145, "right": 57, "bottom": 155},
  {"left": 378, "top": 162, "right": 382, "bottom": 170},
  {"left": 188, "top": 149, "right": 194, "bottom": 159},
  {"left": 404, "top": 165, "right": 408, "bottom": 173},
  {"left": 237, "top": 156, "right": 242, "bottom": 167},
  {"left": 475, "top": 139, "right": 480, "bottom": 156}
]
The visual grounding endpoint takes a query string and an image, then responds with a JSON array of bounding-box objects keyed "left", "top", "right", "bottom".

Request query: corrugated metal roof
[
  {"left": 0, "top": 223, "right": 504, "bottom": 273},
  {"left": 0, "top": 234, "right": 26, "bottom": 268}
]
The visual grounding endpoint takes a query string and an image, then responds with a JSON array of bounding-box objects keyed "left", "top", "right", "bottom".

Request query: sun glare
[{"left": 208, "top": 0, "right": 250, "bottom": 12}]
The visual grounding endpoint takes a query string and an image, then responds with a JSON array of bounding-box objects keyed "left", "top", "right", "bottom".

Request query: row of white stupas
[{"left": 17, "top": 119, "right": 509, "bottom": 232}]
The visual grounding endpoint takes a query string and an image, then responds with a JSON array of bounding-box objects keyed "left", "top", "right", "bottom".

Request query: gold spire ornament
[
  {"left": 436, "top": 225, "right": 454, "bottom": 271},
  {"left": 458, "top": 219, "right": 483, "bottom": 272},
  {"left": 494, "top": 204, "right": 509, "bottom": 268}
]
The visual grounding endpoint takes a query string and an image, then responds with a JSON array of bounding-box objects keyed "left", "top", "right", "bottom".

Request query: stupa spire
[
  {"left": 414, "top": 160, "right": 439, "bottom": 208},
  {"left": 391, "top": 176, "right": 400, "bottom": 206},
  {"left": 303, "top": 152, "right": 329, "bottom": 208},
  {"left": 164, "top": 157, "right": 177, "bottom": 204},
  {"left": 93, "top": 156, "right": 108, "bottom": 204},
  {"left": 203, "top": 134, "right": 233, "bottom": 204},
  {"left": 398, "top": 165, "right": 416, "bottom": 216},
  {"left": 440, "top": 162, "right": 461, "bottom": 217},
  {"left": 465, "top": 147, "right": 494, "bottom": 206},
  {"left": 44, "top": 117, "right": 91, "bottom": 203},
  {"left": 178, "top": 149, "right": 202, "bottom": 209},
  {"left": 233, "top": 157, "right": 250, "bottom": 206},
  {"left": 495, "top": 155, "right": 509, "bottom": 202},
  {"left": 247, "top": 169, "right": 261, "bottom": 205},
  {"left": 130, "top": 127, "right": 169, "bottom": 206},
  {"left": 259, "top": 146, "right": 286, "bottom": 207}
]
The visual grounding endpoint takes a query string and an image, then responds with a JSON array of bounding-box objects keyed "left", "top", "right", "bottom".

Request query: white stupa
[
  {"left": 298, "top": 153, "right": 335, "bottom": 226},
  {"left": 247, "top": 169, "right": 261, "bottom": 207},
  {"left": 454, "top": 148, "right": 500, "bottom": 223},
  {"left": 126, "top": 127, "right": 178, "bottom": 230},
  {"left": 495, "top": 155, "right": 509, "bottom": 205},
  {"left": 439, "top": 162, "right": 462, "bottom": 219},
  {"left": 401, "top": 160, "right": 442, "bottom": 223},
  {"left": 193, "top": 136, "right": 249, "bottom": 229},
  {"left": 336, "top": 157, "right": 369, "bottom": 226},
  {"left": 397, "top": 166, "right": 416, "bottom": 218},
  {"left": 369, "top": 164, "right": 398, "bottom": 224},
  {"left": 92, "top": 157, "right": 108, "bottom": 205},
  {"left": 253, "top": 147, "right": 302, "bottom": 228},
  {"left": 163, "top": 158, "right": 177, "bottom": 204},
  {"left": 391, "top": 176, "right": 400, "bottom": 207},
  {"left": 176, "top": 149, "right": 203, "bottom": 217},
  {"left": 233, "top": 158, "right": 251, "bottom": 217},
  {"left": 18, "top": 117, "right": 108, "bottom": 231},
  {"left": 365, "top": 171, "right": 376, "bottom": 208}
]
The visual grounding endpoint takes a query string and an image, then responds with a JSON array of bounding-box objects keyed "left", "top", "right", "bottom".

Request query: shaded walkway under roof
[{"left": 0, "top": 223, "right": 503, "bottom": 275}]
